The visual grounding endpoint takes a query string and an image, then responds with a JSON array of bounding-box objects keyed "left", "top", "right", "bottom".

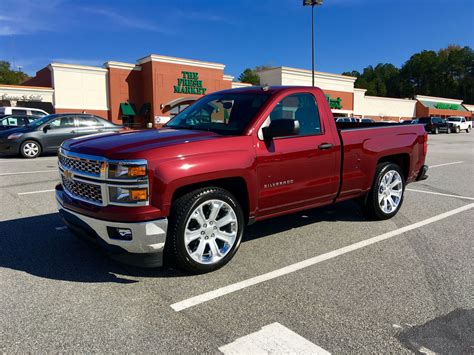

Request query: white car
[
  {"left": 446, "top": 116, "right": 471, "bottom": 133},
  {"left": 0, "top": 107, "right": 48, "bottom": 117}
]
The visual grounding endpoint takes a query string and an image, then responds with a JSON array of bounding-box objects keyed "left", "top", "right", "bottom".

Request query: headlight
[
  {"left": 7, "top": 133, "right": 23, "bottom": 140},
  {"left": 109, "top": 186, "right": 148, "bottom": 204},
  {"left": 108, "top": 163, "right": 147, "bottom": 179}
]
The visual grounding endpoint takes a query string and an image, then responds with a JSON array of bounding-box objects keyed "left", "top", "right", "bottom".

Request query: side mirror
[
  {"left": 262, "top": 119, "right": 299, "bottom": 140},
  {"left": 43, "top": 124, "right": 51, "bottom": 132}
]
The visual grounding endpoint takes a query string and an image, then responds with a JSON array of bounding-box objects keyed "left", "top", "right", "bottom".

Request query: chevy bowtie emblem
[{"left": 63, "top": 170, "right": 73, "bottom": 179}]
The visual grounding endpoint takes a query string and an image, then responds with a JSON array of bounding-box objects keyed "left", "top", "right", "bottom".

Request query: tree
[
  {"left": 342, "top": 45, "right": 474, "bottom": 103},
  {"left": 0, "top": 61, "right": 30, "bottom": 85},
  {"left": 237, "top": 65, "right": 272, "bottom": 85}
]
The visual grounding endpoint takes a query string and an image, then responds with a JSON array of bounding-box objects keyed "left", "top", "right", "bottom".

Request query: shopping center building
[{"left": 1, "top": 53, "right": 471, "bottom": 127}]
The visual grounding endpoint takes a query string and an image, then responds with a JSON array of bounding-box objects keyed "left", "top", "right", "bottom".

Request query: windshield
[
  {"left": 27, "top": 114, "right": 60, "bottom": 128},
  {"left": 447, "top": 117, "right": 461, "bottom": 122},
  {"left": 165, "top": 93, "right": 270, "bottom": 135}
]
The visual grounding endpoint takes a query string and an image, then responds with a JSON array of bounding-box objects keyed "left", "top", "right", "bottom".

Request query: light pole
[{"left": 303, "top": 0, "right": 323, "bottom": 87}]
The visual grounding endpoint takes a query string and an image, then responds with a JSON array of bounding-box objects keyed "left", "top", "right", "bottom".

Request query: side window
[
  {"left": 267, "top": 93, "right": 321, "bottom": 137},
  {"left": 12, "top": 109, "right": 27, "bottom": 115},
  {"left": 78, "top": 116, "right": 103, "bottom": 127},
  {"left": 7, "top": 117, "right": 19, "bottom": 126},
  {"left": 48, "top": 116, "right": 75, "bottom": 129}
]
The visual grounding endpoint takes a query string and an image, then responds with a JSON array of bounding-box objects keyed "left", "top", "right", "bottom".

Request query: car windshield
[
  {"left": 27, "top": 114, "right": 60, "bottom": 128},
  {"left": 165, "top": 93, "right": 270, "bottom": 135},
  {"left": 418, "top": 117, "right": 430, "bottom": 123},
  {"left": 447, "top": 117, "right": 462, "bottom": 122}
]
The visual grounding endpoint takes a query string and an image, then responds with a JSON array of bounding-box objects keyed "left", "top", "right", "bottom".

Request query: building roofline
[
  {"left": 49, "top": 62, "right": 108, "bottom": 73},
  {"left": 137, "top": 54, "right": 225, "bottom": 70},
  {"left": 104, "top": 61, "right": 142, "bottom": 71},
  {"left": 415, "top": 95, "right": 463, "bottom": 104},
  {"left": 258, "top": 66, "right": 357, "bottom": 83}
]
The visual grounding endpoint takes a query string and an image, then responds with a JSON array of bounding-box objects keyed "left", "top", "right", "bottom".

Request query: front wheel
[
  {"left": 446, "top": 127, "right": 450, "bottom": 134},
  {"left": 20, "top": 140, "right": 41, "bottom": 159},
  {"left": 167, "top": 187, "right": 244, "bottom": 274},
  {"left": 364, "top": 162, "right": 405, "bottom": 220},
  {"left": 456, "top": 126, "right": 460, "bottom": 133},
  {"left": 467, "top": 126, "right": 471, "bottom": 133},
  {"left": 433, "top": 127, "right": 439, "bottom": 134}
]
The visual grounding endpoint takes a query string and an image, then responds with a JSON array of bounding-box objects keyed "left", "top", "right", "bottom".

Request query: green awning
[
  {"left": 120, "top": 102, "right": 136, "bottom": 116},
  {"left": 139, "top": 102, "right": 151, "bottom": 115}
]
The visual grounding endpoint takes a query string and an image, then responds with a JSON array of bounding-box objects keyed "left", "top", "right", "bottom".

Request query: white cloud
[{"left": 80, "top": 7, "right": 167, "bottom": 33}]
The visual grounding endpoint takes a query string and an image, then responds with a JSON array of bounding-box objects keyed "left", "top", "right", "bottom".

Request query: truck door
[{"left": 254, "top": 92, "right": 340, "bottom": 217}]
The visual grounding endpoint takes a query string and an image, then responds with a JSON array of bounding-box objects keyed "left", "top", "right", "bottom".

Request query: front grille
[
  {"left": 59, "top": 154, "right": 102, "bottom": 176},
  {"left": 62, "top": 175, "right": 103, "bottom": 204}
]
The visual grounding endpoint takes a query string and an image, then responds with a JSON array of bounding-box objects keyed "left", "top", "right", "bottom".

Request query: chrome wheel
[
  {"left": 184, "top": 199, "right": 238, "bottom": 265},
  {"left": 23, "top": 142, "right": 39, "bottom": 157},
  {"left": 378, "top": 170, "right": 403, "bottom": 214}
]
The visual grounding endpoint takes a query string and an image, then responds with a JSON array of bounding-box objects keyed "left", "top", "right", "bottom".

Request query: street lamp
[{"left": 303, "top": 0, "right": 323, "bottom": 87}]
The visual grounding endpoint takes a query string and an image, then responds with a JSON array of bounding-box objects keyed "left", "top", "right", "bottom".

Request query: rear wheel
[
  {"left": 167, "top": 187, "right": 244, "bottom": 274},
  {"left": 20, "top": 140, "right": 41, "bottom": 159},
  {"left": 364, "top": 162, "right": 405, "bottom": 220}
]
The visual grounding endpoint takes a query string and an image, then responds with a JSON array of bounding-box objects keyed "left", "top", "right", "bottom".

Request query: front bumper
[
  {"left": 0, "top": 138, "right": 21, "bottom": 155},
  {"left": 57, "top": 191, "right": 168, "bottom": 268}
]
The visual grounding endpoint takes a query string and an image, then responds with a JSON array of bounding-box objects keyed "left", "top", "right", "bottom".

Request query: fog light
[{"left": 107, "top": 227, "right": 133, "bottom": 240}]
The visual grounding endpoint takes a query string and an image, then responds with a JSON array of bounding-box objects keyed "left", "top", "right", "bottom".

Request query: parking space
[{"left": 0, "top": 133, "right": 473, "bottom": 353}]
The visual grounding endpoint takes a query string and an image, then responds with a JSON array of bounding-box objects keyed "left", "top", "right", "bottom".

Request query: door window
[
  {"left": 77, "top": 116, "right": 103, "bottom": 127},
  {"left": 12, "top": 109, "right": 27, "bottom": 115},
  {"left": 49, "top": 116, "right": 76, "bottom": 129},
  {"left": 265, "top": 93, "right": 322, "bottom": 137}
]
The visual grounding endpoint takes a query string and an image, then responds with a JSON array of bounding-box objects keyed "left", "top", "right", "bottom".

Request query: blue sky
[{"left": 1, "top": 0, "right": 473, "bottom": 78}]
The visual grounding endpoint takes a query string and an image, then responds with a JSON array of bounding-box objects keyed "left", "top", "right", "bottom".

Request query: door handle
[{"left": 318, "top": 143, "right": 333, "bottom": 150}]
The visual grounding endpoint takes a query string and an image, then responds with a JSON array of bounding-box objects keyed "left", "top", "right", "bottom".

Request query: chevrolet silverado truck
[{"left": 56, "top": 86, "right": 428, "bottom": 273}]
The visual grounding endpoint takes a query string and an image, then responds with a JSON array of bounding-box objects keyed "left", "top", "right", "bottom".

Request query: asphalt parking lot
[{"left": 0, "top": 133, "right": 473, "bottom": 353}]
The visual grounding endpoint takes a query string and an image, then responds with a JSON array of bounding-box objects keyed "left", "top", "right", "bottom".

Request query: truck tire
[
  {"left": 364, "top": 162, "right": 405, "bottom": 220},
  {"left": 20, "top": 140, "right": 41, "bottom": 159},
  {"left": 167, "top": 187, "right": 244, "bottom": 274},
  {"left": 433, "top": 127, "right": 439, "bottom": 134},
  {"left": 456, "top": 126, "right": 460, "bottom": 133},
  {"left": 467, "top": 126, "right": 471, "bottom": 133},
  {"left": 446, "top": 127, "right": 450, "bottom": 134}
]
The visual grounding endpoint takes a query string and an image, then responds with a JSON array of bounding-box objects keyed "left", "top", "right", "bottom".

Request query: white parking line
[
  {"left": 407, "top": 188, "right": 474, "bottom": 201},
  {"left": 429, "top": 161, "right": 463, "bottom": 168},
  {"left": 18, "top": 189, "right": 56, "bottom": 196},
  {"left": 219, "top": 322, "right": 330, "bottom": 354},
  {"left": 0, "top": 157, "right": 57, "bottom": 163},
  {"left": 0, "top": 170, "right": 57, "bottom": 176},
  {"left": 170, "top": 203, "right": 474, "bottom": 312}
]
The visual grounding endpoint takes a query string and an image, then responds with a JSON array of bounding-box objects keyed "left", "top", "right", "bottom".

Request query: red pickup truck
[{"left": 56, "top": 86, "right": 428, "bottom": 273}]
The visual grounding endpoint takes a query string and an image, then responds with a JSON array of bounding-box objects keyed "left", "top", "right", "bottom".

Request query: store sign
[
  {"left": 1, "top": 93, "right": 43, "bottom": 102},
  {"left": 174, "top": 71, "right": 207, "bottom": 95},
  {"left": 325, "top": 94, "right": 342, "bottom": 110},
  {"left": 434, "top": 103, "right": 460, "bottom": 110}
]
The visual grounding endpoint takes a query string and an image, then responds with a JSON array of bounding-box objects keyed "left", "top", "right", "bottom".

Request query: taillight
[{"left": 423, "top": 132, "right": 428, "bottom": 156}]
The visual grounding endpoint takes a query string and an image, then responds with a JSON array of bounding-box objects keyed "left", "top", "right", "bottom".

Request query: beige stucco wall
[
  {"left": 354, "top": 88, "right": 416, "bottom": 119},
  {"left": 0, "top": 85, "right": 54, "bottom": 103},
  {"left": 50, "top": 63, "right": 109, "bottom": 111}
]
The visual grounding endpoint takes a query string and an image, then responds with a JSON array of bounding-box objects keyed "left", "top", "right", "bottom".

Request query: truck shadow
[
  {"left": 396, "top": 308, "right": 473, "bottom": 354},
  {"left": 0, "top": 200, "right": 365, "bottom": 283}
]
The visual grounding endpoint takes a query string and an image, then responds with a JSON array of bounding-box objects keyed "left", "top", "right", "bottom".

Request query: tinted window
[
  {"left": 268, "top": 93, "right": 321, "bottom": 136},
  {"left": 49, "top": 116, "right": 76, "bottom": 129},
  {"left": 78, "top": 116, "right": 103, "bottom": 127},
  {"left": 418, "top": 117, "right": 431, "bottom": 123},
  {"left": 12, "top": 109, "right": 27, "bottom": 115}
]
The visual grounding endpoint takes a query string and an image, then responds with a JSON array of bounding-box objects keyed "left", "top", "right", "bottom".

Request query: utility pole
[{"left": 303, "top": 0, "right": 323, "bottom": 87}]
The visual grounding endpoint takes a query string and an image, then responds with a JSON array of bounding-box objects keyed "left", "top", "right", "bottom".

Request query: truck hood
[{"left": 61, "top": 128, "right": 223, "bottom": 158}]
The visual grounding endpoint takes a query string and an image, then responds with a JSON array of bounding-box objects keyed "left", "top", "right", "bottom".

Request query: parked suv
[
  {"left": 0, "top": 107, "right": 48, "bottom": 117},
  {"left": 0, "top": 114, "right": 123, "bottom": 158},
  {"left": 0, "top": 114, "right": 40, "bottom": 131},
  {"left": 417, "top": 117, "right": 453, "bottom": 134}
]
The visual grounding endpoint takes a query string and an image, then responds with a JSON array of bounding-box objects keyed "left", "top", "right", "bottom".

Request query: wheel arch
[
  {"left": 377, "top": 153, "right": 410, "bottom": 181},
  {"left": 170, "top": 177, "right": 250, "bottom": 223}
]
